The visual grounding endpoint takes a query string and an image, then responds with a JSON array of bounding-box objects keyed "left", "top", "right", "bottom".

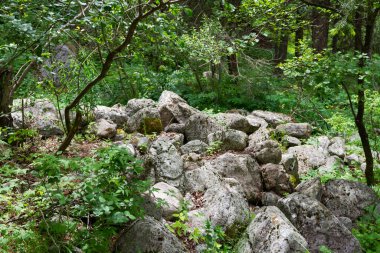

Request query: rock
[
  {"left": 113, "top": 142, "right": 136, "bottom": 156},
  {"left": 295, "top": 178, "right": 323, "bottom": 201},
  {"left": 225, "top": 109, "right": 250, "bottom": 116},
  {"left": 316, "top": 136, "right": 331, "bottom": 155},
  {"left": 319, "top": 156, "right": 342, "bottom": 173},
  {"left": 114, "top": 216, "right": 186, "bottom": 253},
  {"left": 187, "top": 182, "right": 250, "bottom": 236},
  {"left": 235, "top": 206, "right": 308, "bottom": 253},
  {"left": 281, "top": 154, "right": 300, "bottom": 184},
  {"left": 321, "top": 179, "right": 379, "bottom": 221},
  {"left": 184, "top": 113, "right": 222, "bottom": 143},
  {"left": 126, "top": 107, "right": 162, "bottom": 134},
  {"left": 260, "top": 164, "right": 293, "bottom": 195},
  {"left": 339, "top": 217, "right": 353, "bottom": 231},
  {"left": 276, "top": 123, "right": 312, "bottom": 139},
  {"left": 125, "top": 98, "right": 156, "bottom": 116},
  {"left": 251, "top": 110, "right": 293, "bottom": 127},
  {"left": 215, "top": 113, "right": 258, "bottom": 134},
  {"left": 164, "top": 123, "right": 185, "bottom": 134},
  {"left": 345, "top": 154, "right": 364, "bottom": 165},
  {"left": 206, "top": 153, "right": 263, "bottom": 202},
  {"left": 278, "top": 193, "right": 362, "bottom": 253},
  {"left": 156, "top": 133, "right": 184, "bottom": 149},
  {"left": 147, "top": 136, "right": 184, "bottom": 189},
  {"left": 252, "top": 140, "right": 282, "bottom": 165},
  {"left": 261, "top": 192, "right": 281, "bottom": 206},
  {"left": 148, "top": 182, "right": 183, "bottom": 220},
  {"left": 207, "top": 129, "right": 248, "bottom": 151},
  {"left": 184, "top": 166, "right": 221, "bottom": 193},
  {"left": 246, "top": 115, "right": 268, "bottom": 129},
  {"left": 180, "top": 140, "right": 208, "bottom": 155},
  {"left": 282, "top": 135, "right": 302, "bottom": 147},
  {"left": 287, "top": 145, "right": 327, "bottom": 175},
  {"left": 12, "top": 99, "right": 63, "bottom": 137},
  {"left": 94, "top": 119, "right": 117, "bottom": 139},
  {"left": 328, "top": 137, "right": 345, "bottom": 158},
  {"left": 247, "top": 127, "right": 271, "bottom": 147},
  {"left": 93, "top": 104, "right": 128, "bottom": 127},
  {"left": 158, "top": 91, "right": 199, "bottom": 128}
]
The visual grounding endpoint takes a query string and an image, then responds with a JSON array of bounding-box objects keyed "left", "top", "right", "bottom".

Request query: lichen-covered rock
[
  {"left": 321, "top": 179, "right": 379, "bottom": 221},
  {"left": 94, "top": 119, "right": 117, "bottom": 139},
  {"left": 287, "top": 145, "right": 327, "bottom": 175},
  {"left": 260, "top": 164, "right": 293, "bottom": 195},
  {"left": 12, "top": 99, "right": 63, "bottom": 137},
  {"left": 127, "top": 107, "right": 162, "bottom": 134},
  {"left": 93, "top": 104, "right": 129, "bottom": 127},
  {"left": 184, "top": 166, "right": 221, "bottom": 193},
  {"left": 180, "top": 140, "right": 208, "bottom": 155},
  {"left": 328, "top": 137, "right": 345, "bottom": 158},
  {"left": 281, "top": 153, "right": 300, "bottom": 183},
  {"left": 282, "top": 135, "right": 302, "bottom": 147},
  {"left": 246, "top": 115, "right": 268, "bottom": 129},
  {"left": 206, "top": 153, "right": 263, "bottom": 201},
  {"left": 261, "top": 192, "right": 281, "bottom": 206},
  {"left": 207, "top": 129, "right": 248, "bottom": 151},
  {"left": 295, "top": 178, "right": 323, "bottom": 201},
  {"left": 276, "top": 123, "right": 312, "bottom": 139},
  {"left": 235, "top": 206, "right": 308, "bottom": 253},
  {"left": 215, "top": 113, "right": 259, "bottom": 134},
  {"left": 251, "top": 110, "right": 293, "bottom": 127},
  {"left": 148, "top": 182, "right": 183, "bottom": 220},
  {"left": 184, "top": 113, "right": 223, "bottom": 143},
  {"left": 125, "top": 98, "right": 156, "bottom": 116},
  {"left": 278, "top": 193, "right": 362, "bottom": 253},
  {"left": 247, "top": 127, "right": 271, "bottom": 147},
  {"left": 158, "top": 90, "right": 199, "bottom": 128},
  {"left": 114, "top": 216, "right": 186, "bottom": 253},
  {"left": 252, "top": 140, "right": 282, "bottom": 165}
]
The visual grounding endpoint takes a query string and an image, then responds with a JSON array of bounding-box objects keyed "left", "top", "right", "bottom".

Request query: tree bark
[
  {"left": 227, "top": 53, "right": 239, "bottom": 76},
  {"left": 0, "top": 68, "right": 14, "bottom": 127},
  {"left": 295, "top": 26, "right": 304, "bottom": 57},
  {"left": 311, "top": 7, "right": 329, "bottom": 52},
  {"left": 274, "top": 33, "right": 289, "bottom": 75}
]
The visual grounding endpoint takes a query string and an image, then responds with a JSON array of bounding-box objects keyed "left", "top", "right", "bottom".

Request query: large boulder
[
  {"left": 251, "top": 110, "right": 293, "bottom": 127},
  {"left": 251, "top": 140, "right": 282, "bottom": 165},
  {"left": 147, "top": 136, "right": 184, "bottom": 189},
  {"left": 125, "top": 98, "right": 156, "bottom": 116},
  {"left": 260, "top": 164, "right": 293, "bottom": 195},
  {"left": 328, "top": 137, "right": 345, "bottom": 158},
  {"left": 93, "top": 119, "right": 117, "bottom": 139},
  {"left": 207, "top": 129, "right": 248, "bottom": 151},
  {"left": 276, "top": 123, "right": 312, "bottom": 139},
  {"left": 287, "top": 145, "right": 327, "bottom": 175},
  {"left": 114, "top": 216, "right": 186, "bottom": 253},
  {"left": 246, "top": 115, "right": 268, "bottom": 129},
  {"left": 184, "top": 113, "right": 222, "bottom": 143},
  {"left": 148, "top": 182, "right": 183, "bottom": 220},
  {"left": 158, "top": 91, "right": 199, "bottom": 128},
  {"left": 215, "top": 113, "right": 258, "bottom": 134},
  {"left": 126, "top": 107, "right": 163, "bottom": 134},
  {"left": 235, "top": 206, "right": 308, "bottom": 253},
  {"left": 206, "top": 153, "right": 263, "bottom": 202},
  {"left": 321, "top": 179, "right": 379, "bottom": 221},
  {"left": 12, "top": 99, "right": 63, "bottom": 137},
  {"left": 93, "top": 104, "right": 128, "bottom": 127},
  {"left": 278, "top": 193, "right": 362, "bottom": 253}
]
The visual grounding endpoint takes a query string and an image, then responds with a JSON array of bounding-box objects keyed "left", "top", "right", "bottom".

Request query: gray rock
[
  {"left": 158, "top": 91, "right": 199, "bottom": 127},
  {"left": 114, "top": 216, "right": 186, "bottom": 253},
  {"left": 282, "top": 135, "right": 302, "bottom": 147},
  {"left": 319, "top": 156, "right": 342, "bottom": 173},
  {"left": 281, "top": 153, "right": 300, "bottom": 183},
  {"left": 164, "top": 123, "right": 185, "bottom": 134},
  {"left": 184, "top": 113, "right": 223, "bottom": 143},
  {"left": 147, "top": 137, "right": 184, "bottom": 189},
  {"left": 12, "top": 99, "right": 63, "bottom": 137},
  {"left": 278, "top": 193, "right": 362, "bottom": 253},
  {"left": 206, "top": 153, "right": 263, "bottom": 202},
  {"left": 251, "top": 110, "right": 293, "bottom": 127},
  {"left": 328, "top": 137, "right": 345, "bottom": 158},
  {"left": 148, "top": 182, "right": 183, "bottom": 220},
  {"left": 180, "top": 140, "right": 208, "bottom": 155},
  {"left": 261, "top": 192, "right": 281, "bottom": 206},
  {"left": 125, "top": 98, "right": 156, "bottom": 116},
  {"left": 246, "top": 115, "right": 268, "bottom": 129},
  {"left": 316, "top": 136, "right": 331, "bottom": 155},
  {"left": 295, "top": 178, "right": 323, "bottom": 201},
  {"left": 113, "top": 142, "right": 136, "bottom": 157},
  {"left": 156, "top": 133, "right": 184, "bottom": 149},
  {"left": 321, "top": 179, "right": 379, "bottom": 221},
  {"left": 345, "top": 154, "right": 364, "bottom": 165},
  {"left": 339, "top": 216, "right": 353, "bottom": 230},
  {"left": 247, "top": 127, "right": 271, "bottom": 147},
  {"left": 235, "top": 206, "right": 308, "bottom": 253},
  {"left": 287, "top": 145, "right": 327, "bottom": 175},
  {"left": 93, "top": 104, "right": 128, "bottom": 127},
  {"left": 94, "top": 119, "right": 117, "bottom": 139},
  {"left": 215, "top": 113, "right": 258, "bottom": 134},
  {"left": 184, "top": 166, "right": 221, "bottom": 193},
  {"left": 276, "top": 123, "right": 312, "bottom": 139},
  {"left": 126, "top": 107, "right": 163, "bottom": 134},
  {"left": 260, "top": 164, "right": 293, "bottom": 195},
  {"left": 207, "top": 129, "right": 248, "bottom": 151},
  {"left": 252, "top": 140, "right": 282, "bottom": 165}
]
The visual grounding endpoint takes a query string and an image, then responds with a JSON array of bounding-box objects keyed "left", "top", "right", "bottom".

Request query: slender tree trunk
[
  {"left": 295, "top": 26, "right": 304, "bottom": 57},
  {"left": 0, "top": 68, "right": 14, "bottom": 127},
  {"left": 227, "top": 53, "right": 239, "bottom": 76},
  {"left": 274, "top": 34, "right": 289, "bottom": 74}
]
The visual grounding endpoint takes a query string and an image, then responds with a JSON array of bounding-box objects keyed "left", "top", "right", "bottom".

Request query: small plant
[
  {"left": 319, "top": 245, "right": 333, "bottom": 253},
  {"left": 206, "top": 141, "right": 223, "bottom": 155},
  {"left": 7, "top": 128, "right": 37, "bottom": 146}
]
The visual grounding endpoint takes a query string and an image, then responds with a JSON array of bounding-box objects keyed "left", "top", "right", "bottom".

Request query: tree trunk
[
  {"left": 274, "top": 34, "right": 289, "bottom": 74},
  {"left": 227, "top": 53, "right": 239, "bottom": 76},
  {"left": 311, "top": 7, "right": 329, "bottom": 52},
  {"left": 295, "top": 26, "right": 304, "bottom": 57},
  {"left": 0, "top": 68, "right": 14, "bottom": 127}
]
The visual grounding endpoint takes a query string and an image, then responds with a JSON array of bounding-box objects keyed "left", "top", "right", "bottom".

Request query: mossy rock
[{"left": 139, "top": 117, "right": 163, "bottom": 134}]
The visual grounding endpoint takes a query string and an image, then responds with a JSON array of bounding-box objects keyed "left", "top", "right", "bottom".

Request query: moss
[{"left": 139, "top": 117, "right": 163, "bottom": 134}]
